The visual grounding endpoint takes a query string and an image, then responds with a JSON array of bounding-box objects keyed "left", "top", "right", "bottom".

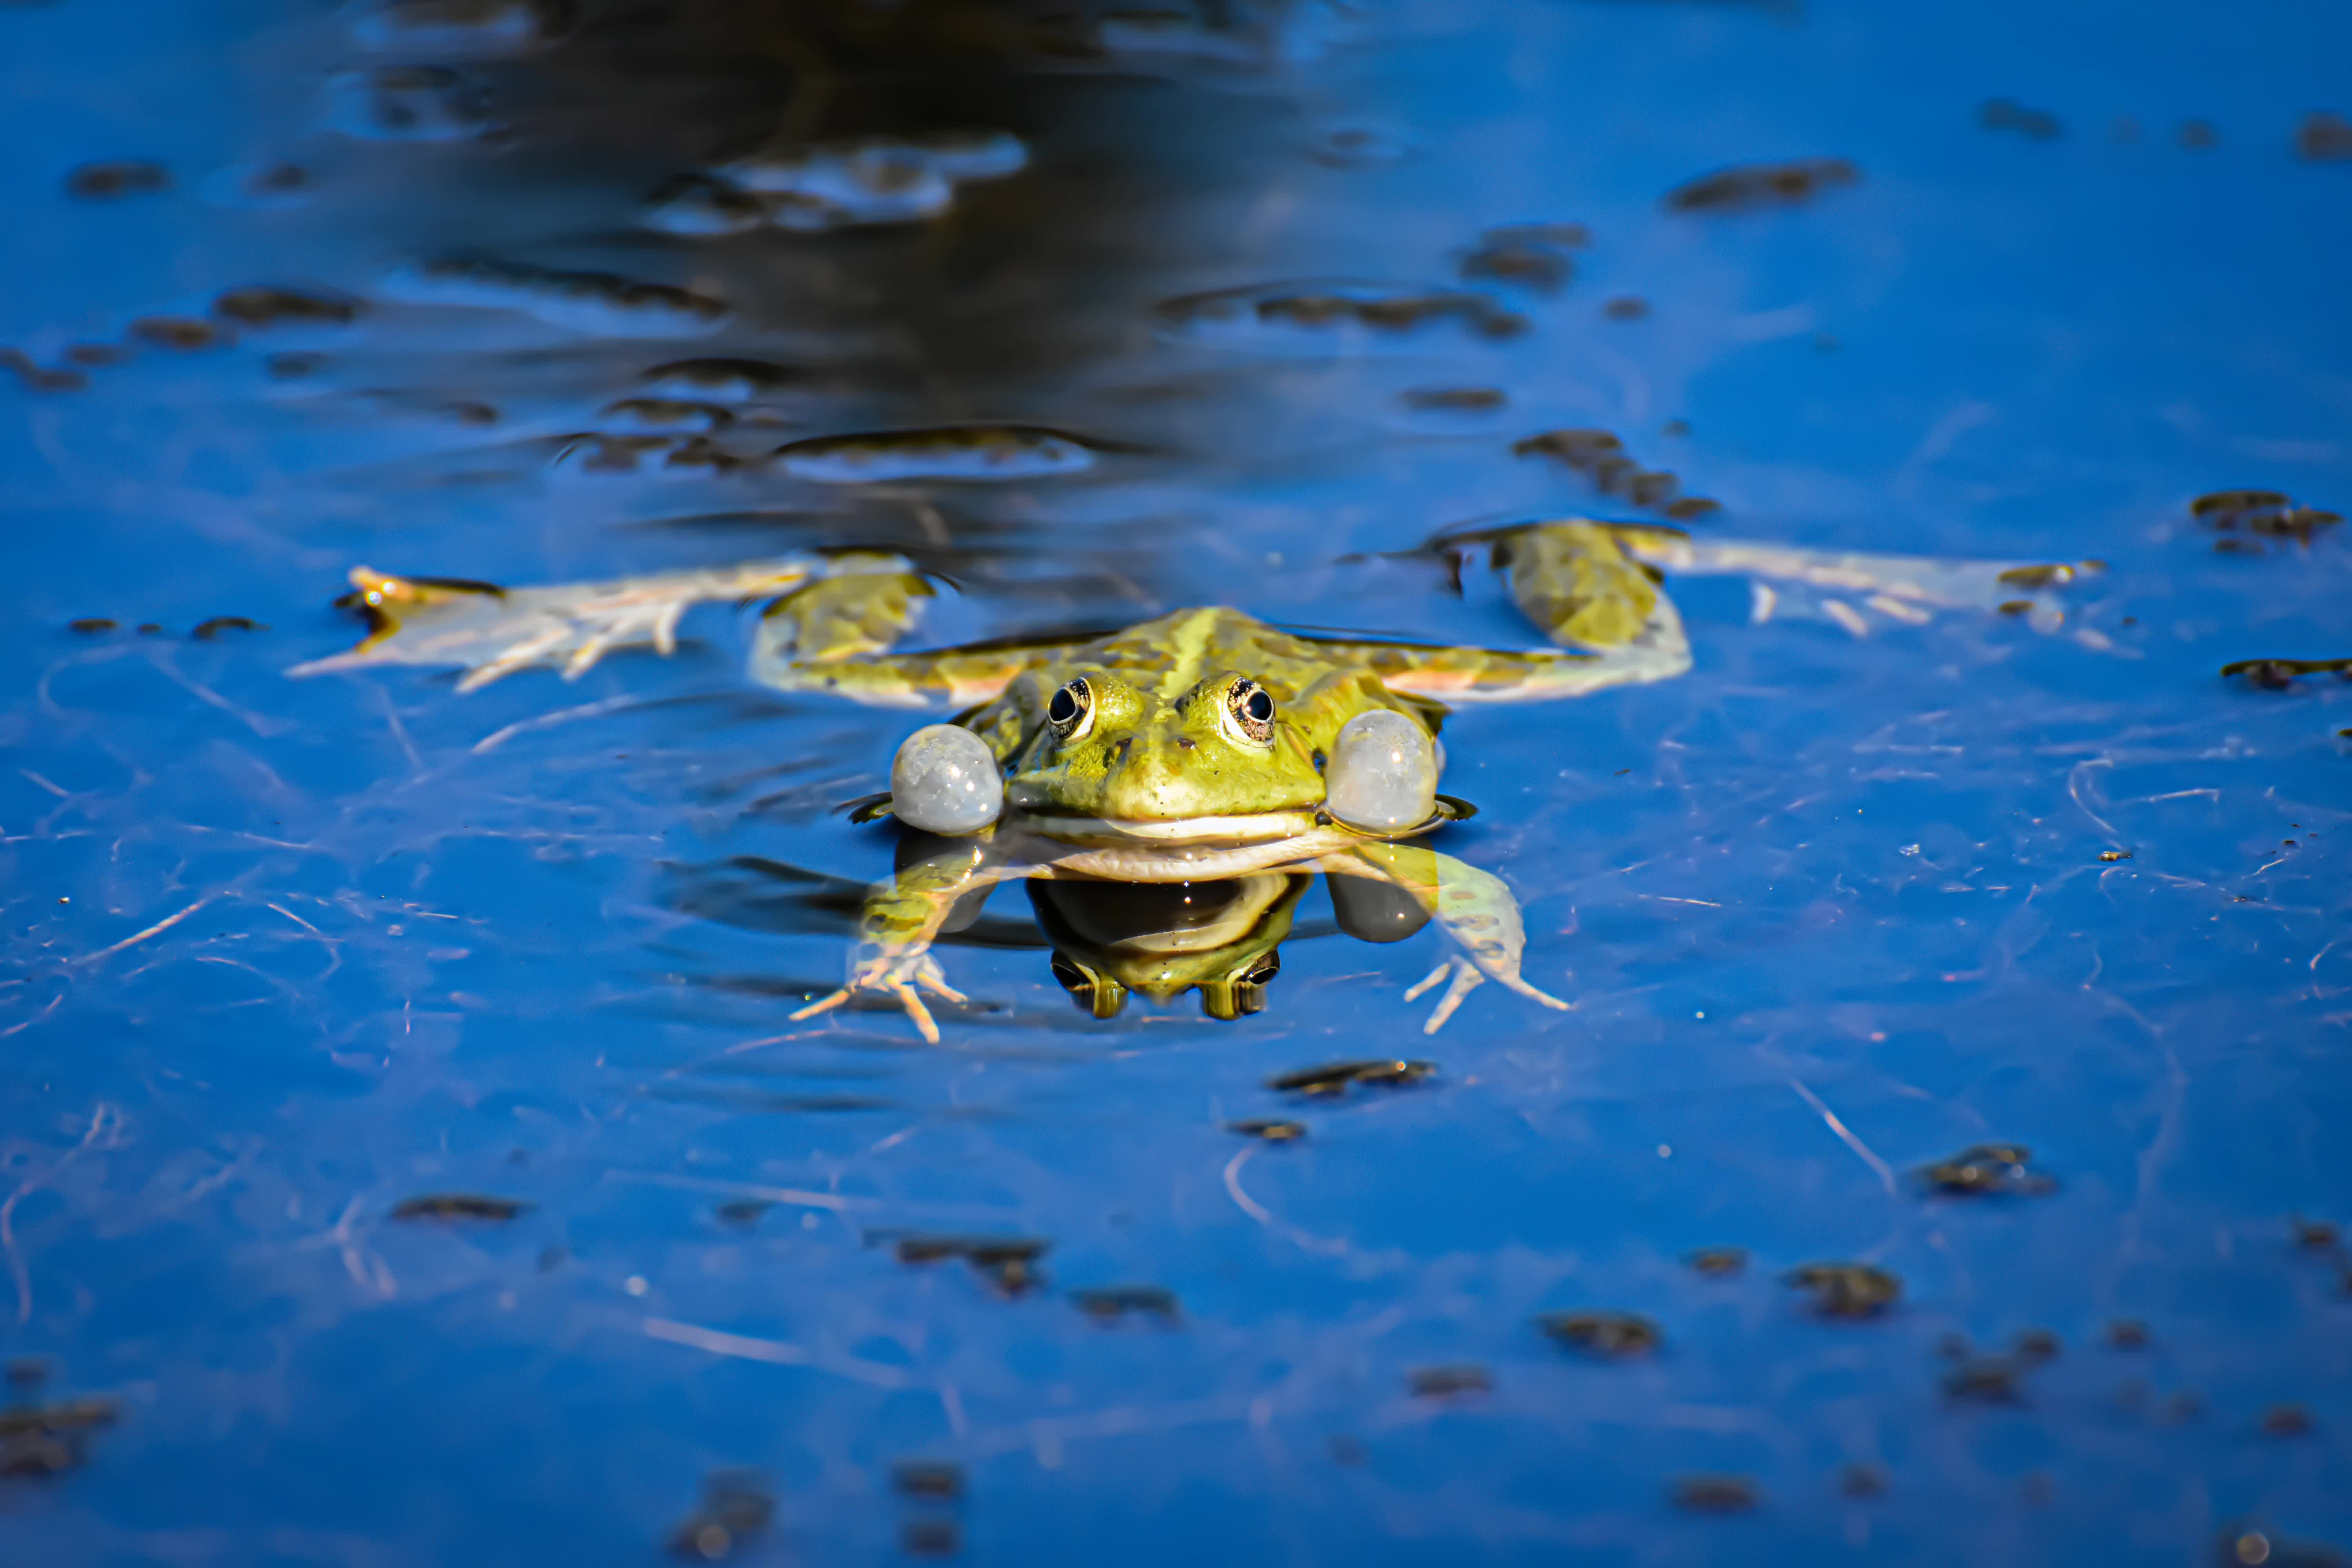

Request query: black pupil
[
  {"left": 1243, "top": 689, "right": 1273, "bottom": 722},
  {"left": 1048, "top": 685, "right": 1079, "bottom": 724}
]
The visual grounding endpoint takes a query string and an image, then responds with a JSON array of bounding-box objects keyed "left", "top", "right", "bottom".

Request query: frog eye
[
  {"left": 1046, "top": 677, "right": 1094, "bottom": 741},
  {"left": 1223, "top": 679, "right": 1275, "bottom": 746}
]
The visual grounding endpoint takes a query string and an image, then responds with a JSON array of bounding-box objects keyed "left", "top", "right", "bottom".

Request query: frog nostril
[{"left": 1177, "top": 737, "right": 1196, "bottom": 750}]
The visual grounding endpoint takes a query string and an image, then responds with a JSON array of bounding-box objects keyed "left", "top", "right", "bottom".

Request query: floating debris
[
  {"left": 65, "top": 160, "right": 170, "bottom": 199},
  {"left": 384, "top": 257, "right": 728, "bottom": 338},
  {"left": 351, "top": 0, "right": 568, "bottom": 56},
  {"left": 2264, "top": 1404, "right": 2317, "bottom": 1437},
  {"left": 2100, "top": 849, "right": 2133, "bottom": 862},
  {"left": 1840, "top": 1463, "right": 1887, "bottom": 1498},
  {"left": 0, "top": 1394, "right": 121, "bottom": 1479},
  {"left": 201, "top": 161, "right": 314, "bottom": 208},
  {"left": 1664, "top": 158, "right": 1860, "bottom": 214},
  {"left": 902, "top": 1519, "right": 960, "bottom": 1557},
  {"left": 642, "top": 176, "right": 775, "bottom": 238},
  {"left": 774, "top": 425, "right": 1096, "bottom": 483},
  {"left": 1670, "top": 1474, "right": 1760, "bottom": 1514},
  {"left": 1536, "top": 1310, "right": 1661, "bottom": 1359},
  {"left": 2193, "top": 488, "right": 2342, "bottom": 550},
  {"left": 1511, "top": 427, "right": 1710, "bottom": 519},
  {"left": 2107, "top": 1319, "right": 2151, "bottom": 1350},
  {"left": 642, "top": 358, "right": 799, "bottom": 401},
  {"left": 554, "top": 433, "right": 676, "bottom": 474},
  {"left": 325, "top": 65, "right": 493, "bottom": 141},
  {"left": 0, "top": 349, "right": 85, "bottom": 392},
  {"left": 1784, "top": 1262, "right": 1901, "bottom": 1318},
  {"left": 4, "top": 1361, "right": 44, "bottom": 1387},
  {"left": 1687, "top": 1247, "right": 1747, "bottom": 1278},
  {"left": 1979, "top": 98, "right": 2062, "bottom": 140},
  {"left": 214, "top": 285, "right": 363, "bottom": 328},
  {"left": 1408, "top": 1364, "right": 1492, "bottom": 1398},
  {"left": 1459, "top": 234, "right": 1573, "bottom": 292},
  {"left": 667, "top": 1470, "right": 775, "bottom": 1561},
  {"left": 1602, "top": 295, "right": 1650, "bottom": 321},
  {"left": 130, "top": 317, "right": 226, "bottom": 352},
  {"left": 891, "top": 1460, "right": 963, "bottom": 1501},
  {"left": 2220, "top": 1527, "right": 2349, "bottom": 1568},
  {"left": 1229, "top": 1118, "right": 1306, "bottom": 1142},
  {"left": 1402, "top": 386, "right": 1504, "bottom": 412},
  {"left": 601, "top": 397, "right": 734, "bottom": 434},
  {"left": 67, "top": 618, "right": 116, "bottom": 634},
  {"left": 1156, "top": 281, "right": 1527, "bottom": 346},
  {"left": 1916, "top": 1142, "right": 2057, "bottom": 1198},
  {"left": 389, "top": 1193, "right": 530, "bottom": 1221},
  {"left": 892, "top": 1234, "right": 1049, "bottom": 1294},
  {"left": 1266, "top": 1058, "right": 1435, "bottom": 1096},
  {"left": 715, "top": 132, "right": 1026, "bottom": 228},
  {"left": 1942, "top": 1349, "right": 2043, "bottom": 1405},
  {"left": 1310, "top": 124, "right": 1411, "bottom": 168},
  {"left": 1071, "top": 1285, "right": 1181, "bottom": 1323},
  {"left": 191, "top": 616, "right": 267, "bottom": 639},
  {"left": 2297, "top": 112, "right": 2352, "bottom": 162},
  {"left": 2221, "top": 657, "right": 2352, "bottom": 690},
  {"left": 714, "top": 1199, "right": 770, "bottom": 1226},
  {"left": 2292, "top": 1216, "right": 2340, "bottom": 1251},
  {"left": 2180, "top": 120, "right": 2221, "bottom": 150}
]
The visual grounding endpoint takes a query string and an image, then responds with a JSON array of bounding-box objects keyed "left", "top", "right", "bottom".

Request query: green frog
[{"left": 292, "top": 519, "right": 2094, "bottom": 1038}]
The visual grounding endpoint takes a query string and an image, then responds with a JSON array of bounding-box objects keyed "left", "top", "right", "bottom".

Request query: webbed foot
[
  {"left": 790, "top": 951, "right": 968, "bottom": 1044},
  {"left": 1402, "top": 954, "right": 1570, "bottom": 1033}
]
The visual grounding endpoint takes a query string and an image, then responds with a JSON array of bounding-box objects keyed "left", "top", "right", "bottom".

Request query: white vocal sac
[
  {"left": 890, "top": 724, "right": 1004, "bottom": 835},
  {"left": 1324, "top": 709, "right": 1438, "bottom": 833}
]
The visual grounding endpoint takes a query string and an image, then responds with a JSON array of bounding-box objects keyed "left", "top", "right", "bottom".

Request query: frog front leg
[
  {"left": 1324, "top": 842, "right": 1570, "bottom": 1033},
  {"left": 789, "top": 836, "right": 1037, "bottom": 1044}
]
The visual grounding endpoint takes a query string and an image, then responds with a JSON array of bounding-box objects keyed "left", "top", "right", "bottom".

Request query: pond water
[{"left": 4, "top": 0, "right": 2349, "bottom": 1562}]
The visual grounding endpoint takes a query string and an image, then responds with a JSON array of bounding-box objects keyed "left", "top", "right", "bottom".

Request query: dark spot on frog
[
  {"left": 891, "top": 1234, "right": 1049, "bottom": 1294},
  {"left": 192, "top": 616, "right": 267, "bottom": 640},
  {"left": 892, "top": 1460, "right": 964, "bottom": 1500},
  {"left": 1536, "top": 1310, "right": 1661, "bottom": 1359},
  {"left": 1978, "top": 98, "right": 2062, "bottom": 140},
  {"left": 389, "top": 1193, "right": 530, "bottom": 1222},
  {"left": 1916, "top": 1142, "right": 2055, "bottom": 1198},
  {"left": 1176, "top": 736, "right": 1195, "bottom": 750},
  {"left": 214, "top": 286, "right": 363, "bottom": 328},
  {"left": 1663, "top": 158, "right": 1859, "bottom": 214},
  {"left": 1840, "top": 1463, "right": 1887, "bottom": 1498},
  {"left": 666, "top": 1470, "right": 774, "bottom": 1561},
  {"left": 65, "top": 160, "right": 171, "bottom": 199},
  {"left": 1266, "top": 1058, "right": 1435, "bottom": 1096},
  {"left": 902, "top": 1519, "right": 960, "bottom": 1557},
  {"left": 1687, "top": 1246, "right": 1746, "bottom": 1278},
  {"left": 67, "top": 618, "right": 116, "bottom": 634},
  {"left": 1408, "top": 1364, "right": 1490, "bottom": 1398},
  {"left": 2263, "top": 1403, "right": 2317, "bottom": 1438},
  {"left": 2296, "top": 112, "right": 2352, "bottom": 162},
  {"left": 1784, "top": 1261, "right": 1901, "bottom": 1318},
  {"left": 1603, "top": 295, "right": 1649, "bottom": 321},
  {"left": 1230, "top": 1119, "right": 1305, "bottom": 1142},
  {"left": 1670, "top": 1474, "right": 1760, "bottom": 1514},
  {"left": 716, "top": 1199, "right": 772, "bottom": 1226}
]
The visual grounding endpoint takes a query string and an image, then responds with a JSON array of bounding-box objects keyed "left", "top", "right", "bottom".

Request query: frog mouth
[{"left": 1013, "top": 809, "right": 1323, "bottom": 846}]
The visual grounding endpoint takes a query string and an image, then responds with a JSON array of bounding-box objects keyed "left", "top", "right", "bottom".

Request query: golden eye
[
  {"left": 1224, "top": 679, "right": 1275, "bottom": 746},
  {"left": 1046, "top": 677, "right": 1093, "bottom": 740}
]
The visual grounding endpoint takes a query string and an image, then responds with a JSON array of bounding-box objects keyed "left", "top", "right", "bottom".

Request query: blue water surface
[{"left": 2, "top": 0, "right": 2348, "bottom": 1562}]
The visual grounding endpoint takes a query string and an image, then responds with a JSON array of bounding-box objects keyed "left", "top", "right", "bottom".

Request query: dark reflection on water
[{"left": 4, "top": 0, "right": 2351, "bottom": 1561}]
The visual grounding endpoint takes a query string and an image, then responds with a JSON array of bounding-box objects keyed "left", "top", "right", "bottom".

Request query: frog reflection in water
[{"left": 294, "top": 520, "right": 2094, "bottom": 1038}]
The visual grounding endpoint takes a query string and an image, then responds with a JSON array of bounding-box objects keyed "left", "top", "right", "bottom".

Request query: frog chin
[{"left": 1011, "top": 807, "right": 1323, "bottom": 848}]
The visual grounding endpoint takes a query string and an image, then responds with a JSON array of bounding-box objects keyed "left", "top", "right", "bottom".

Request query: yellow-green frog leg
[
  {"left": 1308, "top": 521, "right": 1692, "bottom": 703},
  {"left": 290, "top": 557, "right": 835, "bottom": 691},
  {"left": 1324, "top": 841, "right": 1570, "bottom": 1034},
  {"left": 789, "top": 836, "right": 1038, "bottom": 1044},
  {"left": 750, "top": 559, "right": 1080, "bottom": 710},
  {"left": 1606, "top": 524, "right": 2103, "bottom": 636}
]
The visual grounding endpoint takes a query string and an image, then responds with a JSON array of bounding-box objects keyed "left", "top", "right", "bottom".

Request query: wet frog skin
[{"left": 293, "top": 520, "right": 2094, "bottom": 1039}]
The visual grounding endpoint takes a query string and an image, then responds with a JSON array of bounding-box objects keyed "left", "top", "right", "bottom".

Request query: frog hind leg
[
  {"left": 288, "top": 558, "right": 831, "bottom": 690},
  {"left": 1312, "top": 520, "right": 1692, "bottom": 703},
  {"left": 750, "top": 557, "right": 1077, "bottom": 709},
  {"left": 1602, "top": 523, "right": 2103, "bottom": 637},
  {"left": 790, "top": 837, "right": 1040, "bottom": 1044},
  {"left": 1325, "top": 842, "right": 1570, "bottom": 1033}
]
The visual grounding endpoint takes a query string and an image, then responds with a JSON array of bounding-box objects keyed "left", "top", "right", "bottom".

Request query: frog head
[{"left": 1001, "top": 665, "right": 1413, "bottom": 843}]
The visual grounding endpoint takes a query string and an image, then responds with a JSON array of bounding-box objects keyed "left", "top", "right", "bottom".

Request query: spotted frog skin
[{"left": 294, "top": 520, "right": 2095, "bottom": 1039}]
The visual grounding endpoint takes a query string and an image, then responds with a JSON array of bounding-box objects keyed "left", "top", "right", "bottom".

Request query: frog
[{"left": 291, "top": 518, "right": 2096, "bottom": 1039}]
